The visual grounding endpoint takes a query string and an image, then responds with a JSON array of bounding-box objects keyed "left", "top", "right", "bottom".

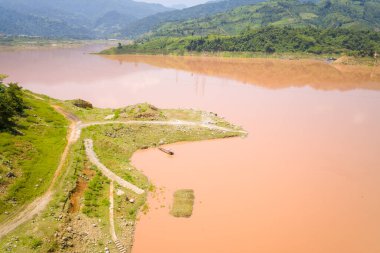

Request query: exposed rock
[
  {"left": 6, "top": 172, "right": 16, "bottom": 178},
  {"left": 116, "top": 189, "right": 125, "bottom": 196},
  {"left": 104, "top": 114, "right": 115, "bottom": 120}
]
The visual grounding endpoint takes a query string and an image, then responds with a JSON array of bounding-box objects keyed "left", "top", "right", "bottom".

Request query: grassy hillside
[
  {"left": 0, "top": 84, "right": 68, "bottom": 222},
  {"left": 150, "top": 0, "right": 380, "bottom": 37},
  {"left": 121, "top": 0, "right": 265, "bottom": 38},
  {"left": 102, "top": 26, "right": 380, "bottom": 57}
]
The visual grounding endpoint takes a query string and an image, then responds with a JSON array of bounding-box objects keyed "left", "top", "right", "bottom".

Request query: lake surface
[{"left": 1, "top": 46, "right": 380, "bottom": 253}]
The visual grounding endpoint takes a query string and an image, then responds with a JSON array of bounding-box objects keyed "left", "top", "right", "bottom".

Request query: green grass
[
  {"left": 170, "top": 189, "right": 195, "bottom": 218},
  {"left": 82, "top": 170, "right": 110, "bottom": 217},
  {"left": 0, "top": 93, "right": 68, "bottom": 222},
  {"left": 0, "top": 139, "right": 82, "bottom": 252}
]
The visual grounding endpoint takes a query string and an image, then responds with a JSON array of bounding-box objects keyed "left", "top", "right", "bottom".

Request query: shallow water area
[{"left": 1, "top": 46, "right": 380, "bottom": 253}]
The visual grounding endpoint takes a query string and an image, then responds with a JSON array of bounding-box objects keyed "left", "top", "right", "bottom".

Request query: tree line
[
  {"left": 106, "top": 26, "right": 380, "bottom": 57},
  {"left": 186, "top": 26, "right": 380, "bottom": 56}
]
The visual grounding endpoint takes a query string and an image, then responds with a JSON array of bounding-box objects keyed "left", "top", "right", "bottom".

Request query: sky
[{"left": 139, "top": 0, "right": 209, "bottom": 8}]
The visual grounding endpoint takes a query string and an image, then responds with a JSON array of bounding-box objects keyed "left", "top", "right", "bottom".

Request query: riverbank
[
  {"left": 101, "top": 49, "right": 379, "bottom": 66},
  {"left": 0, "top": 88, "right": 245, "bottom": 252},
  {"left": 100, "top": 27, "right": 380, "bottom": 66},
  {"left": 0, "top": 37, "right": 118, "bottom": 52}
]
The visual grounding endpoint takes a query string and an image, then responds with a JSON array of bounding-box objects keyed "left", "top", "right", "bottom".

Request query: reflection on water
[
  {"left": 1, "top": 47, "right": 380, "bottom": 253},
  {"left": 104, "top": 55, "right": 380, "bottom": 91}
]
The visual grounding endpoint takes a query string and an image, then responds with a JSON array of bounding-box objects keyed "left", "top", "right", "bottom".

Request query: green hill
[
  {"left": 102, "top": 26, "right": 380, "bottom": 57},
  {"left": 121, "top": 0, "right": 266, "bottom": 38},
  {"left": 149, "top": 0, "right": 380, "bottom": 37},
  {"left": 0, "top": 0, "right": 171, "bottom": 38}
]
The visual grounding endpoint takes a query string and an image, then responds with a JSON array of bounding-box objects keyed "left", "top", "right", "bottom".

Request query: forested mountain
[
  {"left": 121, "top": 0, "right": 266, "bottom": 38},
  {"left": 0, "top": 0, "right": 171, "bottom": 37},
  {"left": 1, "top": 0, "right": 379, "bottom": 39},
  {"left": 0, "top": 7, "right": 93, "bottom": 38},
  {"left": 148, "top": 0, "right": 380, "bottom": 37}
]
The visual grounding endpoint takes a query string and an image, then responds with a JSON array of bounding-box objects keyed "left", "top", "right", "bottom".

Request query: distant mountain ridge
[
  {"left": 0, "top": 7, "right": 93, "bottom": 38},
  {"left": 148, "top": 0, "right": 380, "bottom": 37},
  {"left": 0, "top": 0, "right": 172, "bottom": 38}
]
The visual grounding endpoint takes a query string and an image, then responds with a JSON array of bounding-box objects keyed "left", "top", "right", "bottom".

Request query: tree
[{"left": 0, "top": 75, "right": 25, "bottom": 130}]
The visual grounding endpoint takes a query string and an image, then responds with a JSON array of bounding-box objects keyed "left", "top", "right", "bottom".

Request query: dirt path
[
  {"left": 0, "top": 106, "right": 79, "bottom": 239},
  {"left": 109, "top": 182, "right": 128, "bottom": 253},
  {"left": 84, "top": 139, "right": 144, "bottom": 195}
]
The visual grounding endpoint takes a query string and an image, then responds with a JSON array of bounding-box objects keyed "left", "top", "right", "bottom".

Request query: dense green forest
[
  {"left": 102, "top": 26, "right": 380, "bottom": 57},
  {"left": 150, "top": 0, "right": 380, "bottom": 37}
]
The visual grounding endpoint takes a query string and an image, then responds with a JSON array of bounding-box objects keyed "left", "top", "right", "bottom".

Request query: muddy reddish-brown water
[{"left": 1, "top": 46, "right": 380, "bottom": 253}]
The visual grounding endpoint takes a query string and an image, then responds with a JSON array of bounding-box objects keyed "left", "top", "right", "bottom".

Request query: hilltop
[
  {"left": 121, "top": 0, "right": 266, "bottom": 38},
  {"left": 148, "top": 0, "right": 380, "bottom": 37}
]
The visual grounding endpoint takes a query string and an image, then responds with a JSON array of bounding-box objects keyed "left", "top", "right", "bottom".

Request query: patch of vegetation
[
  {"left": 72, "top": 99, "right": 93, "bottom": 109},
  {"left": 82, "top": 171, "right": 110, "bottom": 217},
  {"left": 0, "top": 76, "right": 26, "bottom": 131},
  {"left": 170, "top": 189, "right": 195, "bottom": 218},
  {"left": 115, "top": 187, "right": 146, "bottom": 221},
  {"left": 119, "top": 103, "right": 165, "bottom": 120},
  {"left": 103, "top": 26, "right": 380, "bottom": 57}
]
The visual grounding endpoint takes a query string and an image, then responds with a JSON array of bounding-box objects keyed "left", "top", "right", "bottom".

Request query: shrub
[{"left": 72, "top": 99, "right": 93, "bottom": 109}]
